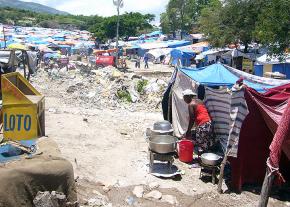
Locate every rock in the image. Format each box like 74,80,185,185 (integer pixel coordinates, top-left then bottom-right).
67,85,77,93
88,198,102,206
144,190,162,200
132,186,144,198
83,118,88,122
161,195,178,205
148,182,160,190
89,190,109,206
103,186,111,193
87,91,96,98
33,191,67,207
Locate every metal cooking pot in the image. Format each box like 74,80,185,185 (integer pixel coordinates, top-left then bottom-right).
153,121,173,131
148,135,177,154
200,153,222,166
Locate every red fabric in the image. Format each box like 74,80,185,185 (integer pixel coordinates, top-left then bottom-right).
195,104,211,126
229,85,290,192
269,100,290,168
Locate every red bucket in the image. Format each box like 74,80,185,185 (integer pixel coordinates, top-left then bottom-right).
178,140,194,163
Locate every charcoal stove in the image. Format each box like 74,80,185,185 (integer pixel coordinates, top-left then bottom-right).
148,148,175,173
199,162,220,184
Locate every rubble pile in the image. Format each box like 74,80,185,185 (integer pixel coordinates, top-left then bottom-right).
31,62,169,112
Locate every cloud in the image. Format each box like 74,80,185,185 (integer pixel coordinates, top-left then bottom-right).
22,0,169,23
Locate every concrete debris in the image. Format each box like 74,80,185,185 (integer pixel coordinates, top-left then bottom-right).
87,190,110,207
161,195,179,205
144,190,162,200
132,186,144,198
148,182,160,190
33,191,74,207
125,196,135,206
32,62,169,112
102,186,111,193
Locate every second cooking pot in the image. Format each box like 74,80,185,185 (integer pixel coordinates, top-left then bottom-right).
148,135,177,154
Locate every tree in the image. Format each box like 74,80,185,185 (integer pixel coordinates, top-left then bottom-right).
199,0,266,52
160,0,212,36
255,0,290,57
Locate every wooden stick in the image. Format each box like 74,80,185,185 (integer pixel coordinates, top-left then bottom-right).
217,152,228,193
258,161,275,207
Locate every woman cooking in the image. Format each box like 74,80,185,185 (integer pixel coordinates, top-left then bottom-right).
182,89,216,152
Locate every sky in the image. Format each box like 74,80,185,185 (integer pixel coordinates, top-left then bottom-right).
22,0,169,25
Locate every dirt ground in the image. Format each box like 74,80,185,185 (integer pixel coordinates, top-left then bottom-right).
30,61,290,207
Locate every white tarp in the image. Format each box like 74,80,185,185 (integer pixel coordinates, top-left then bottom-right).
256,54,290,65
147,48,172,59
139,42,168,50
172,71,198,137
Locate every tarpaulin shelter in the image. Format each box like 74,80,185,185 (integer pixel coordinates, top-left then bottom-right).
167,40,191,48
254,54,290,79
230,85,290,192
162,63,290,191
171,49,195,67
146,48,173,61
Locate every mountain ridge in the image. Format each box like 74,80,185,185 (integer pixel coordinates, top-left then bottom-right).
0,0,69,15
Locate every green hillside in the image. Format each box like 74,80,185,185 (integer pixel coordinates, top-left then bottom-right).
0,0,69,15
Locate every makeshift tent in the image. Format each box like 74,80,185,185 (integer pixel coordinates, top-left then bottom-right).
167,40,191,48
181,64,289,91
146,48,172,62
170,49,195,67
162,64,290,191
230,85,290,192
254,54,290,79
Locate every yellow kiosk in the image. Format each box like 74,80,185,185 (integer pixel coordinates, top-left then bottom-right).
1,72,45,141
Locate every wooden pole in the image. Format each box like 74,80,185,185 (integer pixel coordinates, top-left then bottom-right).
217,152,228,193
258,161,275,207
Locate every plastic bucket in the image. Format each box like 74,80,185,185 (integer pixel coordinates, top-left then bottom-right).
178,140,194,163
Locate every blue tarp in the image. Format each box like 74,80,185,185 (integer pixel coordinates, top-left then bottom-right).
181,64,277,92
171,49,195,67
167,40,191,48
0,140,36,163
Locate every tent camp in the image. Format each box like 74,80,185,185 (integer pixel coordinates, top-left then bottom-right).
162,63,290,191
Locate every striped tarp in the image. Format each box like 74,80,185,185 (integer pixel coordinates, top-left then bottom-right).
205,87,249,157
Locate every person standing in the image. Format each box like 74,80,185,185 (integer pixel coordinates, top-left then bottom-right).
135,56,141,68
144,54,149,69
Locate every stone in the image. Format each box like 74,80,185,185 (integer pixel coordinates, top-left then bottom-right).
33,191,67,207
132,186,144,198
144,190,162,200
103,186,111,193
88,198,102,206
161,195,178,205
148,182,160,190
